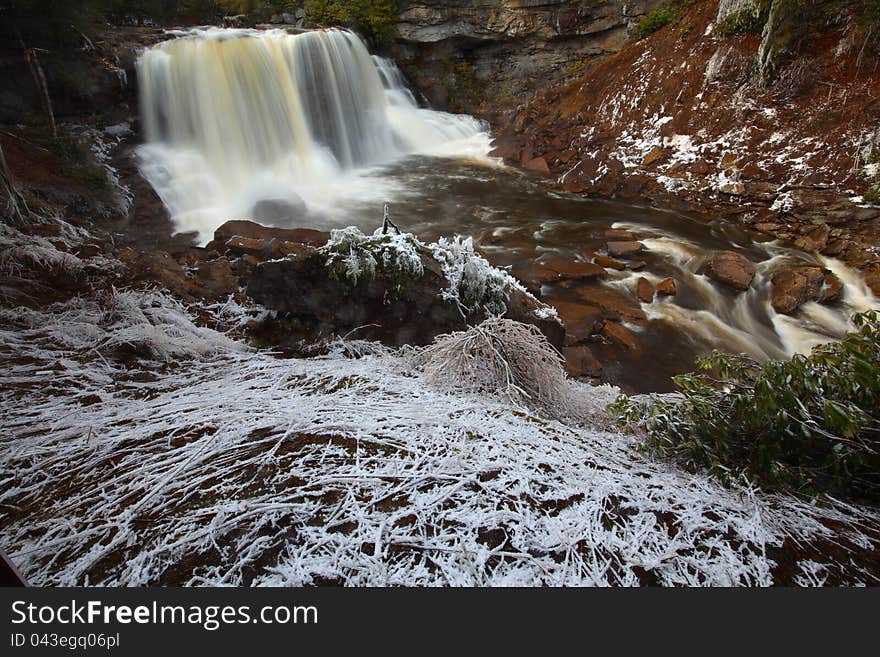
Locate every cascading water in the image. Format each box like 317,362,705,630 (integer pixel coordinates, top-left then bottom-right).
137,27,490,243
134,27,879,391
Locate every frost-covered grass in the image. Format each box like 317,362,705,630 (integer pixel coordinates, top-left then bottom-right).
2,291,880,586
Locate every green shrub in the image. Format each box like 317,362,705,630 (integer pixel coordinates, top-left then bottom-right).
608,311,880,502
863,185,880,204
633,3,683,41
304,0,397,46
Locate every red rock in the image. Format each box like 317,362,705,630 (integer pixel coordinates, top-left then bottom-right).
207,220,329,253
770,266,843,314
552,301,605,345
602,321,639,350
523,156,551,176
704,251,756,291
573,285,647,322
636,278,655,303
642,146,666,167
656,278,677,296
604,228,638,241
593,255,626,271
539,258,607,282
607,241,645,259
627,260,647,271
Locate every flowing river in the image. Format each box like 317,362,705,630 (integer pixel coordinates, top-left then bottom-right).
136,27,879,392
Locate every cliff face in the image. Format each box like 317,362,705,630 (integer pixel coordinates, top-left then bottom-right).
390,1,663,119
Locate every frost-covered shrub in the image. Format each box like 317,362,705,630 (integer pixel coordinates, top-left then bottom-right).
609,311,880,501
2,289,243,362
429,236,511,317
408,317,617,423
321,227,424,293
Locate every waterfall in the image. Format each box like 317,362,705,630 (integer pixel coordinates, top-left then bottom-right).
137,28,490,243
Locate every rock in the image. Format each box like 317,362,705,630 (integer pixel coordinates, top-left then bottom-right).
552,301,605,345
704,251,756,291
794,223,830,252
523,156,551,176
819,272,844,303
627,260,647,271
604,228,638,241
207,220,329,254
607,241,645,259
770,266,843,314
225,235,315,261
690,159,710,175
593,255,626,271
563,346,603,380
537,258,607,282
656,278,677,296
194,257,238,301
572,284,647,322
642,146,666,167
718,179,746,196
636,278,655,303
602,321,639,350
246,244,564,349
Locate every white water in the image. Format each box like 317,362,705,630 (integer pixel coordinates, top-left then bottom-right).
137,28,491,243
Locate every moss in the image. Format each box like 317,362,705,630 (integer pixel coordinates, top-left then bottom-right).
633,2,683,41
564,59,588,78
863,185,880,204
49,133,110,190
715,2,771,38
441,59,482,112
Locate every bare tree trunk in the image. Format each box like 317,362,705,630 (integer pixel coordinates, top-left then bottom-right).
0,142,30,227
24,47,56,137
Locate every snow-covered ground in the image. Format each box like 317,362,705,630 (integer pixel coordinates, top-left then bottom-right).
2,287,880,586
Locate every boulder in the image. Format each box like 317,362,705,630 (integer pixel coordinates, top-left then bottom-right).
636,278,655,304
523,156,551,176
704,251,756,291
206,220,329,254
551,301,605,345
246,241,564,350
604,229,638,242
656,278,677,296
770,266,843,314
607,241,645,259
593,255,626,271
573,284,647,322
194,257,238,301
601,321,639,350
537,258,607,282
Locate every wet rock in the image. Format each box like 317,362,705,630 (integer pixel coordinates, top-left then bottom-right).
794,223,830,252
572,284,647,322
607,241,645,259
604,228,638,241
537,258,607,282
770,266,843,314
207,220,329,254
523,156,551,176
704,251,756,291
656,278,677,296
563,346,603,380
602,321,638,351
246,246,564,349
551,301,605,345
593,255,626,271
627,260,647,271
636,278,655,304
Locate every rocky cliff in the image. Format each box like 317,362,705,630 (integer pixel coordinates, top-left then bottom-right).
390,1,663,118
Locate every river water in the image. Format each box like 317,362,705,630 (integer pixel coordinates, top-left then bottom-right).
136,27,879,392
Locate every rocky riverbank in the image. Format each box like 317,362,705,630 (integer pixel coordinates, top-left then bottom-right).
481,1,880,294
